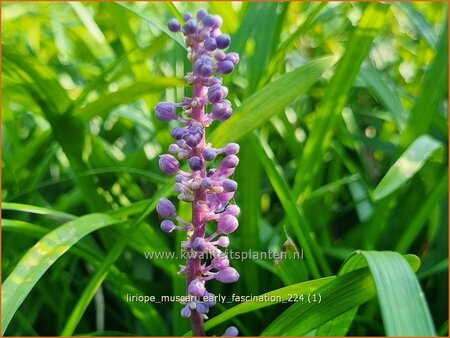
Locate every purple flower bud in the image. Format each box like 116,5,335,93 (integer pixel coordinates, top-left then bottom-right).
204,37,217,51
183,13,193,21
217,236,230,247
194,56,214,77
172,127,187,140
203,15,218,27
224,143,240,155
203,291,217,307
192,237,206,251
159,154,179,175
201,178,213,189
211,256,230,269
214,50,226,61
161,220,176,233
198,28,210,41
216,34,231,49
209,77,223,86
216,267,239,283
203,148,217,161
188,279,206,296
184,133,202,147
184,20,198,35
211,100,233,121
225,205,240,216
157,198,177,217
225,52,240,65
196,302,209,314
217,60,234,74
208,84,228,103
197,9,208,22
155,102,177,121
223,326,239,336
168,19,181,32
222,154,239,168
189,156,203,171
222,179,237,192
218,214,238,234
181,305,191,318
168,144,180,154
211,15,223,29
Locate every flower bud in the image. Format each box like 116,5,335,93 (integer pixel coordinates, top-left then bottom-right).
204,37,217,51
183,13,193,21
208,84,227,103
203,148,217,161
211,100,233,121
191,237,206,252
216,267,239,283
157,198,177,217
159,154,179,175
203,15,218,27
218,214,238,234
217,236,230,247
209,77,223,86
181,305,191,318
188,279,206,296
197,9,208,22
225,52,240,65
225,143,240,154
222,179,237,192
183,20,197,35
194,56,214,77
217,60,234,74
168,19,181,32
216,34,231,49
189,156,203,171
161,220,176,233
196,302,209,314
214,50,226,61
225,205,240,216
223,326,239,336
222,154,239,168
203,291,217,307
172,127,187,140
155,102,177,121
200,177,213,189
211,256,230,270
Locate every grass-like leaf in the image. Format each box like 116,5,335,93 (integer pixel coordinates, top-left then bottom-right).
2,214,122,334
373,135,442,200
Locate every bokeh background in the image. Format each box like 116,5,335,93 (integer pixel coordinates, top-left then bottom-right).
2,1,448,336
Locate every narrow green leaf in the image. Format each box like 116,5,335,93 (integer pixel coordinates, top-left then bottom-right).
210,56,336,147
373,135,442,200
2,214,121,334
2,202,76,221
293,3,389,200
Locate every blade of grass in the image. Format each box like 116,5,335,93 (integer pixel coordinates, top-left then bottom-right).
373,135,442,200
250,133,331,278
293,3,389,201
210,56,336,146
2,214,122,334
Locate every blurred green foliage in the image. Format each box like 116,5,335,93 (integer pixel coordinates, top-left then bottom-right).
2,2,448,336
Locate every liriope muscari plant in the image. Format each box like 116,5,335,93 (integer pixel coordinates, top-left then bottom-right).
155,9,240,337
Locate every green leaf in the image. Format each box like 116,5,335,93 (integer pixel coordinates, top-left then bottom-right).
2,202,76,221
262,251,432,336
2,214,122,334
293,3,389,200
373,135,442,200
210,56,336,146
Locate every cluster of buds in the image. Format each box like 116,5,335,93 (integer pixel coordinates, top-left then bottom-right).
155,9,240,337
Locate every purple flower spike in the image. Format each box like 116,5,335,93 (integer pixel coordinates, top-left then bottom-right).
161,220,176,233
156,10,239,335
157,198,177,217
216,34,231,49
223,326,239,336
159,154,179,175
216,267,240,283
168,19,181,32
155,102,177,122
218,214,238,234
